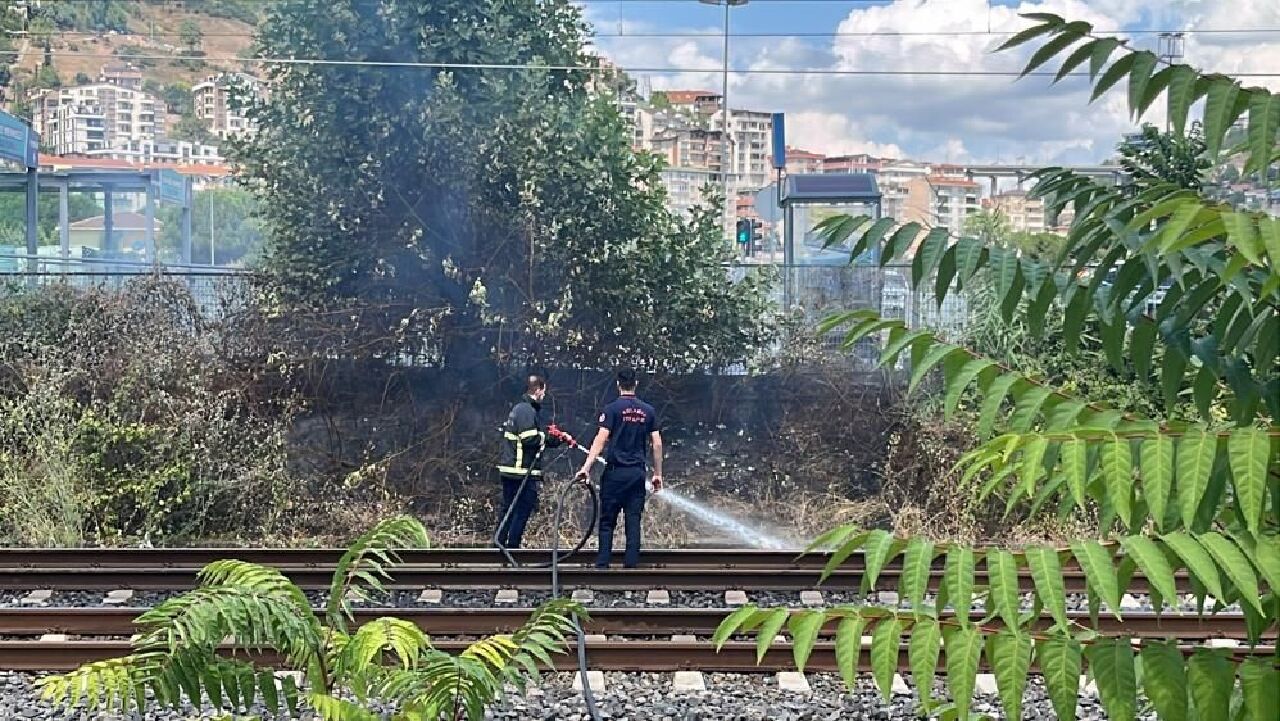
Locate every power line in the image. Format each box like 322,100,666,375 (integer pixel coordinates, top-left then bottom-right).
12,27,1280,39
7,49,1280,77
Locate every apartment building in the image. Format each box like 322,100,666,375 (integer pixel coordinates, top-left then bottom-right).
660,167,718,218
99,62,144,91
87,137,223,166
875,161,930,221
650,127,727,179
723,108,773,193
32,84,164,155
990,189,1047,233
905,174,981,230
822,153,883,174
782,146,825,175
192,73,264,138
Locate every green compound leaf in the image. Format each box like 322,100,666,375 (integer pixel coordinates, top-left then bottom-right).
1037,636,1082,721
1227,427,1272,536
834,614,867,690
942,624,982,717
986,630,1032,721
1025,546,1068,630
870,617,903,701
908,617,942,709
1141,641,1189,721
1188,650,1234,721
1072,540,1121,618
1084,637,1137,721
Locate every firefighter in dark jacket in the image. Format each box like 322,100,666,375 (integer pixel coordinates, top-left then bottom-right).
496,374,574,548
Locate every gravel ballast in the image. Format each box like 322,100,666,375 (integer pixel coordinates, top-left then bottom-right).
1,670,1137,721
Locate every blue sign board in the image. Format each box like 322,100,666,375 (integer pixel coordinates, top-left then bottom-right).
770,112,786,170
0,110,38,169
154,169,187,206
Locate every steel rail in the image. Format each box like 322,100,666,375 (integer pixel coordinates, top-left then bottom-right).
2,639,1273,673
0,607,1264,641
0,565,1183,593
0,548,813,568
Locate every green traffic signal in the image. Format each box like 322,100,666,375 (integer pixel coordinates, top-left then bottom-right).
735,218,751,244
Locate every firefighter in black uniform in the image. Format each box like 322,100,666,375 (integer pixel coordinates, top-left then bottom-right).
496,374,574,549
575,368,664,568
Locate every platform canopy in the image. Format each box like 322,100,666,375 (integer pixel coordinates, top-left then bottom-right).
781,173,881,206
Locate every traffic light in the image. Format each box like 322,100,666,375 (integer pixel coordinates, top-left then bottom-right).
735,218,751,245
751,219,763,248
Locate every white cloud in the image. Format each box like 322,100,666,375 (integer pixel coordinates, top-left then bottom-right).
785,111,905,157
588,0,1278,163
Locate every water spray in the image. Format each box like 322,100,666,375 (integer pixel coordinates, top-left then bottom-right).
569,446,792,550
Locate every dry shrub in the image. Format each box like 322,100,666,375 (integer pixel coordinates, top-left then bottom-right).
0,278,301,546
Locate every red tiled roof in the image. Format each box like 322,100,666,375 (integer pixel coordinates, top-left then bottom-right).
928,174,978,188
38,154,232,177
663,90,718,104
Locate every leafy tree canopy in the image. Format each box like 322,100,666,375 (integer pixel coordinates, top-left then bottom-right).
233,0,774,373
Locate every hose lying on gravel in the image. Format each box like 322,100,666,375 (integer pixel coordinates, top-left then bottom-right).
493,444,603,721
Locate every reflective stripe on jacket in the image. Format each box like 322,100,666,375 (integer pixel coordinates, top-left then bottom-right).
497,396,549,478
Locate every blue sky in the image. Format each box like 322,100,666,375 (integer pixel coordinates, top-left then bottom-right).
580,0,1280,164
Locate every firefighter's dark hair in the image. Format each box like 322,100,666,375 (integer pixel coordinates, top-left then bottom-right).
616,368,638,391
526,374,547,393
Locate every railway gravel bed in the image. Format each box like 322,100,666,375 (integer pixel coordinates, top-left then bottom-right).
0,670,1135,720
0,587,1228,614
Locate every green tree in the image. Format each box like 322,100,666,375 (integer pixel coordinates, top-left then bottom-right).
179,19,203,54
233,0,773,375
0,192,100,248
158,187,264,265
168,112,212,143
38,516,584,720
1118,122,1211,191
720,15,1280,721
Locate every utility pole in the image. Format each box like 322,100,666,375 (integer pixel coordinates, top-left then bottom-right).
1158,33,1185,132
698,0,748,242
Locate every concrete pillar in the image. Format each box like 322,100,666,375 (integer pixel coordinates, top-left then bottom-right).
25,167,38,274
58,182,69,260
102,188,114,258
144,182,156,263
180,178,192,264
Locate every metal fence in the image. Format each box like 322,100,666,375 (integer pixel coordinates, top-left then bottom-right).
0,258,967,369
0,255,250,317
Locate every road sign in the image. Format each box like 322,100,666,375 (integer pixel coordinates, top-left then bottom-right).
154,169,187,206
771,112,785,170
0,110,38,169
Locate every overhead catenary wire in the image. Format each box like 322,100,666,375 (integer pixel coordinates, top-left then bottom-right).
5,50,1280,77
10,27,1280,39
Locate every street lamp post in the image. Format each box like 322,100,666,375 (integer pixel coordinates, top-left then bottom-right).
699,0,747,241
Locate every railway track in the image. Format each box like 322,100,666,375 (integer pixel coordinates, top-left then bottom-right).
0,606,1265,640
1,547,1255,674
0,547,1187,593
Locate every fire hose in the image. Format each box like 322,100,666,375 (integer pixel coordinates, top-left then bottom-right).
492,425,606,721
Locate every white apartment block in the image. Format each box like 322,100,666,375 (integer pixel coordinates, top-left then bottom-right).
84,137,223,166
920,175,982,230
876,161,930,221
719,108,773,194
193,73,263,139
660,167,717,218
33,84,163,155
